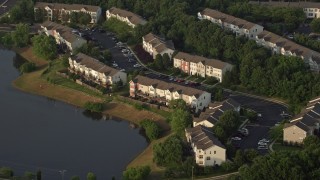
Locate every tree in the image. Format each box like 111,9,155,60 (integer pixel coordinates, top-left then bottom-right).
9,0,34,23
87,172,96,180
234,150,246,167
20,62,36,73
78,12,92,25
32,35,57,60
213,125,227,142
70,12,78,23
103,49,113,62
244,149,259,163
24,171,35,180
303,135,320,148
139,119,161,141
34,8,45,22
169,99,188,111
218,110,240,135
153,135,183,167
0,167,13,178
84,102,104,112
36,170,41,180
162,53,171,69
123,166,151,180
170,108,192,135
11,23,29,47
71,176,80,180
310,18,320,33
154,54,164,70
61,11,70,23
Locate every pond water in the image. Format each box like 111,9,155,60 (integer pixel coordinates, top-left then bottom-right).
0,49,148,179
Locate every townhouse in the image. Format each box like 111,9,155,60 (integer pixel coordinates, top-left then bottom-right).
34,2,102,23
185,125,226,166
106,7,147,28
40,21,86,54
69,53,127,86
142,33,175,59
256,30,320,72
129,75,211,112
249,1,320,19
197,8,264,39
173,52,233,82
193,98,240,128
283,99,320,144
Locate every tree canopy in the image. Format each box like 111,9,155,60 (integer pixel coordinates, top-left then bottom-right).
123,166,151,180
11,23,30,47
139,119,161,141
32,35,57,60
170,108,192,136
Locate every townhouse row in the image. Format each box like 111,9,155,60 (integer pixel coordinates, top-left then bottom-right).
69,53,127,86
106,7,147,28
249,1,320,19
129,75,211,113
40,21,86,54
283,97,320,144
173,52,233,82
198,8,320,72
34,2,102,23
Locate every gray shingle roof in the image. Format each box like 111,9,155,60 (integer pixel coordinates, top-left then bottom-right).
72,53,121,76
35,2,100,12
133,75,207,98
108,7,147,26
186,125,225,150
249,1,320,9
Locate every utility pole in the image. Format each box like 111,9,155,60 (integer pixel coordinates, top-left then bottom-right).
59,170,67,180
191,166,194,180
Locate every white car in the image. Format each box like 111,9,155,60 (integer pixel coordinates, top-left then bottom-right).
120,69,125,72
112,63,118,67
231,137,242,141
260,138,270,143
133,64,141,68
257,113,262,117
121,49,129,53
258,142,267,146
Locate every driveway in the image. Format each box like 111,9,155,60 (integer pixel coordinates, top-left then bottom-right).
227,93,288,153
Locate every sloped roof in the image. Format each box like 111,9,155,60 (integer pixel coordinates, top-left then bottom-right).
174,52,232,70
143,32,175,53
71,53,122,76
185,125,225,150
200,8,258,29
41,21,85,43
108,7,147,26
133,75,208,98
34,2,100,12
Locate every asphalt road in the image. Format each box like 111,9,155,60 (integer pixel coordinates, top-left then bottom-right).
0,0,18,17
90,31,137,72
226,93,288,153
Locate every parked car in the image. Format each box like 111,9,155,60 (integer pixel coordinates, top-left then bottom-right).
231,137,242,141
259,138,270,143
177,79,185,83
184,81,189,85
257,145,268,150
258,141,267,146
169,77,174,81
133,64,141,68
120,69,125,72
112,63,118,67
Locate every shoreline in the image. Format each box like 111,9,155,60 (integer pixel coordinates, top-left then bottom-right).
9,46,168,175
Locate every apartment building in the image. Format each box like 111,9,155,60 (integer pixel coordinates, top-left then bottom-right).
283,99,320,144
197,8,264,39
193,98,240,128
185,125,226,166
129,75,211,112
142,33,175,59
34,2,102,23
173,52,233,82
40,21,86,54
249,1,320,18
106,7,147,28
256,30,320,72
69,53,127,86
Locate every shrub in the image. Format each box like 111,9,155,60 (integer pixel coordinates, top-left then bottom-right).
0,167,14,178
20,62,36,73
140,119,161,141
84,102,103,112
123,166,151,180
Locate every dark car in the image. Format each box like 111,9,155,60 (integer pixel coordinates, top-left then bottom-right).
98,29,106,33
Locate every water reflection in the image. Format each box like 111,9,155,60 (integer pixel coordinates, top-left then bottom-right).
12,53,27,70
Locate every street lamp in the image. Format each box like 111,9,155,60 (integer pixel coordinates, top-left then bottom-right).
59,170,67,180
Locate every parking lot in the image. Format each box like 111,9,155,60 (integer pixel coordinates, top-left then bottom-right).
227,93,288,153
89,30,139,72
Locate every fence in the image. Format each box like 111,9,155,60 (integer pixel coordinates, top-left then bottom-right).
116,95,171,112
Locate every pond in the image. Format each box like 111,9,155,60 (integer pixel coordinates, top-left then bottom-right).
0,49,148,179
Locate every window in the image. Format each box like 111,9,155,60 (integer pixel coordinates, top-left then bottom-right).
214,151,216,154
206,157,210,160
199,161,203,164
199,155,203,159
210,151,211,154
